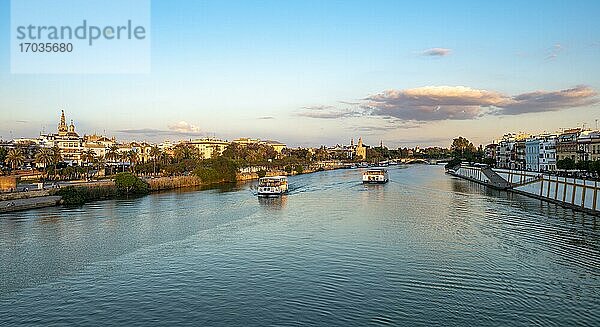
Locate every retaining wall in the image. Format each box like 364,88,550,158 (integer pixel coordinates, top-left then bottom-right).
451,165,600,214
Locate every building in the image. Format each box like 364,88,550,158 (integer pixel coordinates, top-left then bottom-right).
232,137,287,156
525,138,539,171
514,138,527,170
355,137,367,161
484,143,498,160
496,133,529,169
39,110,83,165
327,144,355,160
83,134,116,159
496,135,515,169
525,134,557,172
262,140,286,154
130,142,154,163
187,138,230,159
556,129,581,162
232,138,261,145
578,130,600,162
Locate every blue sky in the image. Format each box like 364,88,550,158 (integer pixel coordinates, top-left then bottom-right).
1,0,599,147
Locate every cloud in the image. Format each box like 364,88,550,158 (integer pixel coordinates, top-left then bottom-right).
168,121,200,133
303,85,599,122
422,48,452,57
297,111,356,119
497,85,599,115
545,44,563,60
117,126,204,138
364,86,506,121
338,101,360,105
257,116,275,120
353,122,422,133
117,128,177,137
301,105,335,111
297,105,363,119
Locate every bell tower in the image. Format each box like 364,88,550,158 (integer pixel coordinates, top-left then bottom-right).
58,110,68,136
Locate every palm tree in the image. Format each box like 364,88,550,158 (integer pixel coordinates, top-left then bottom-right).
174,143,194,162
105,145,120,175
97,155,107,177
127,150,139,174
35,148,53,168
81,149,96,179
149,146,161,176
51,145,62,164
159,152,171,166
35,148,54,181
5,148,25,171
120,151,129,172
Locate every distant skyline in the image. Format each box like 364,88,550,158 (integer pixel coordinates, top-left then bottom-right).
1,0,599,147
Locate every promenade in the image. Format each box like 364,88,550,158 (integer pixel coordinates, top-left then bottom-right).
0,196,62,214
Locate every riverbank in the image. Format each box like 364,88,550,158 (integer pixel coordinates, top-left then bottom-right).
0,165,344,214
0,196,62,214
448,164,600,216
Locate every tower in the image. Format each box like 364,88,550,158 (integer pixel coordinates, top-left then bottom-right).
58,110,68,135
356,137,367,160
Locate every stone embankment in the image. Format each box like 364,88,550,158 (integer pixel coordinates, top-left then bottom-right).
0,196,62,214
448,164,600,215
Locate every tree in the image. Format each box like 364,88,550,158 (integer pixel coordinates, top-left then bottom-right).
126,150,139,173
591,160,600,175
0,147,7,166
81,149,97,179
149,146,161,175
51,145,62,164
576,160,590,171
557,158,576,170
5,148,25,170
314,147,329,161
35,148,54,180
173,143,195,161
193,157,238,184
120,151,129,172
159,152,171,166
294,165,304,174
367,148,383,163
450,137,476,159
114,172,149,195
35,148,53,168
105,145,120,175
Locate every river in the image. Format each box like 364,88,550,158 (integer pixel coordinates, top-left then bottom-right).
1,165,599,326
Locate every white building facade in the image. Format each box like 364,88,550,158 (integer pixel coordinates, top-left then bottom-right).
525,134,557,172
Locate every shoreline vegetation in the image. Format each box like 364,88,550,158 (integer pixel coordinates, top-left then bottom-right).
0,138,453,213
57,162,332,207
5,140,438,212
0,161,338,212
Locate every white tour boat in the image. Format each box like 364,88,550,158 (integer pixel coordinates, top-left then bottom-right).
362,168,389,184
258,176,289,197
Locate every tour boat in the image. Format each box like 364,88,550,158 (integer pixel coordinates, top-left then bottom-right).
362,168,389,184
258,176,289,197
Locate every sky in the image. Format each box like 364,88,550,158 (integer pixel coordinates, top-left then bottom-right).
1,0,599,148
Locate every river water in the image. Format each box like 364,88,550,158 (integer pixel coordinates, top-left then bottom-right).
1,165,599,326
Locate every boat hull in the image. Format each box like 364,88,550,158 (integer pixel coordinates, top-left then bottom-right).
363,179,389,184
257,191,287,197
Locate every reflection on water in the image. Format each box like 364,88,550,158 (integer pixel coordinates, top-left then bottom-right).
0,165,599,326
258,195,288,209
